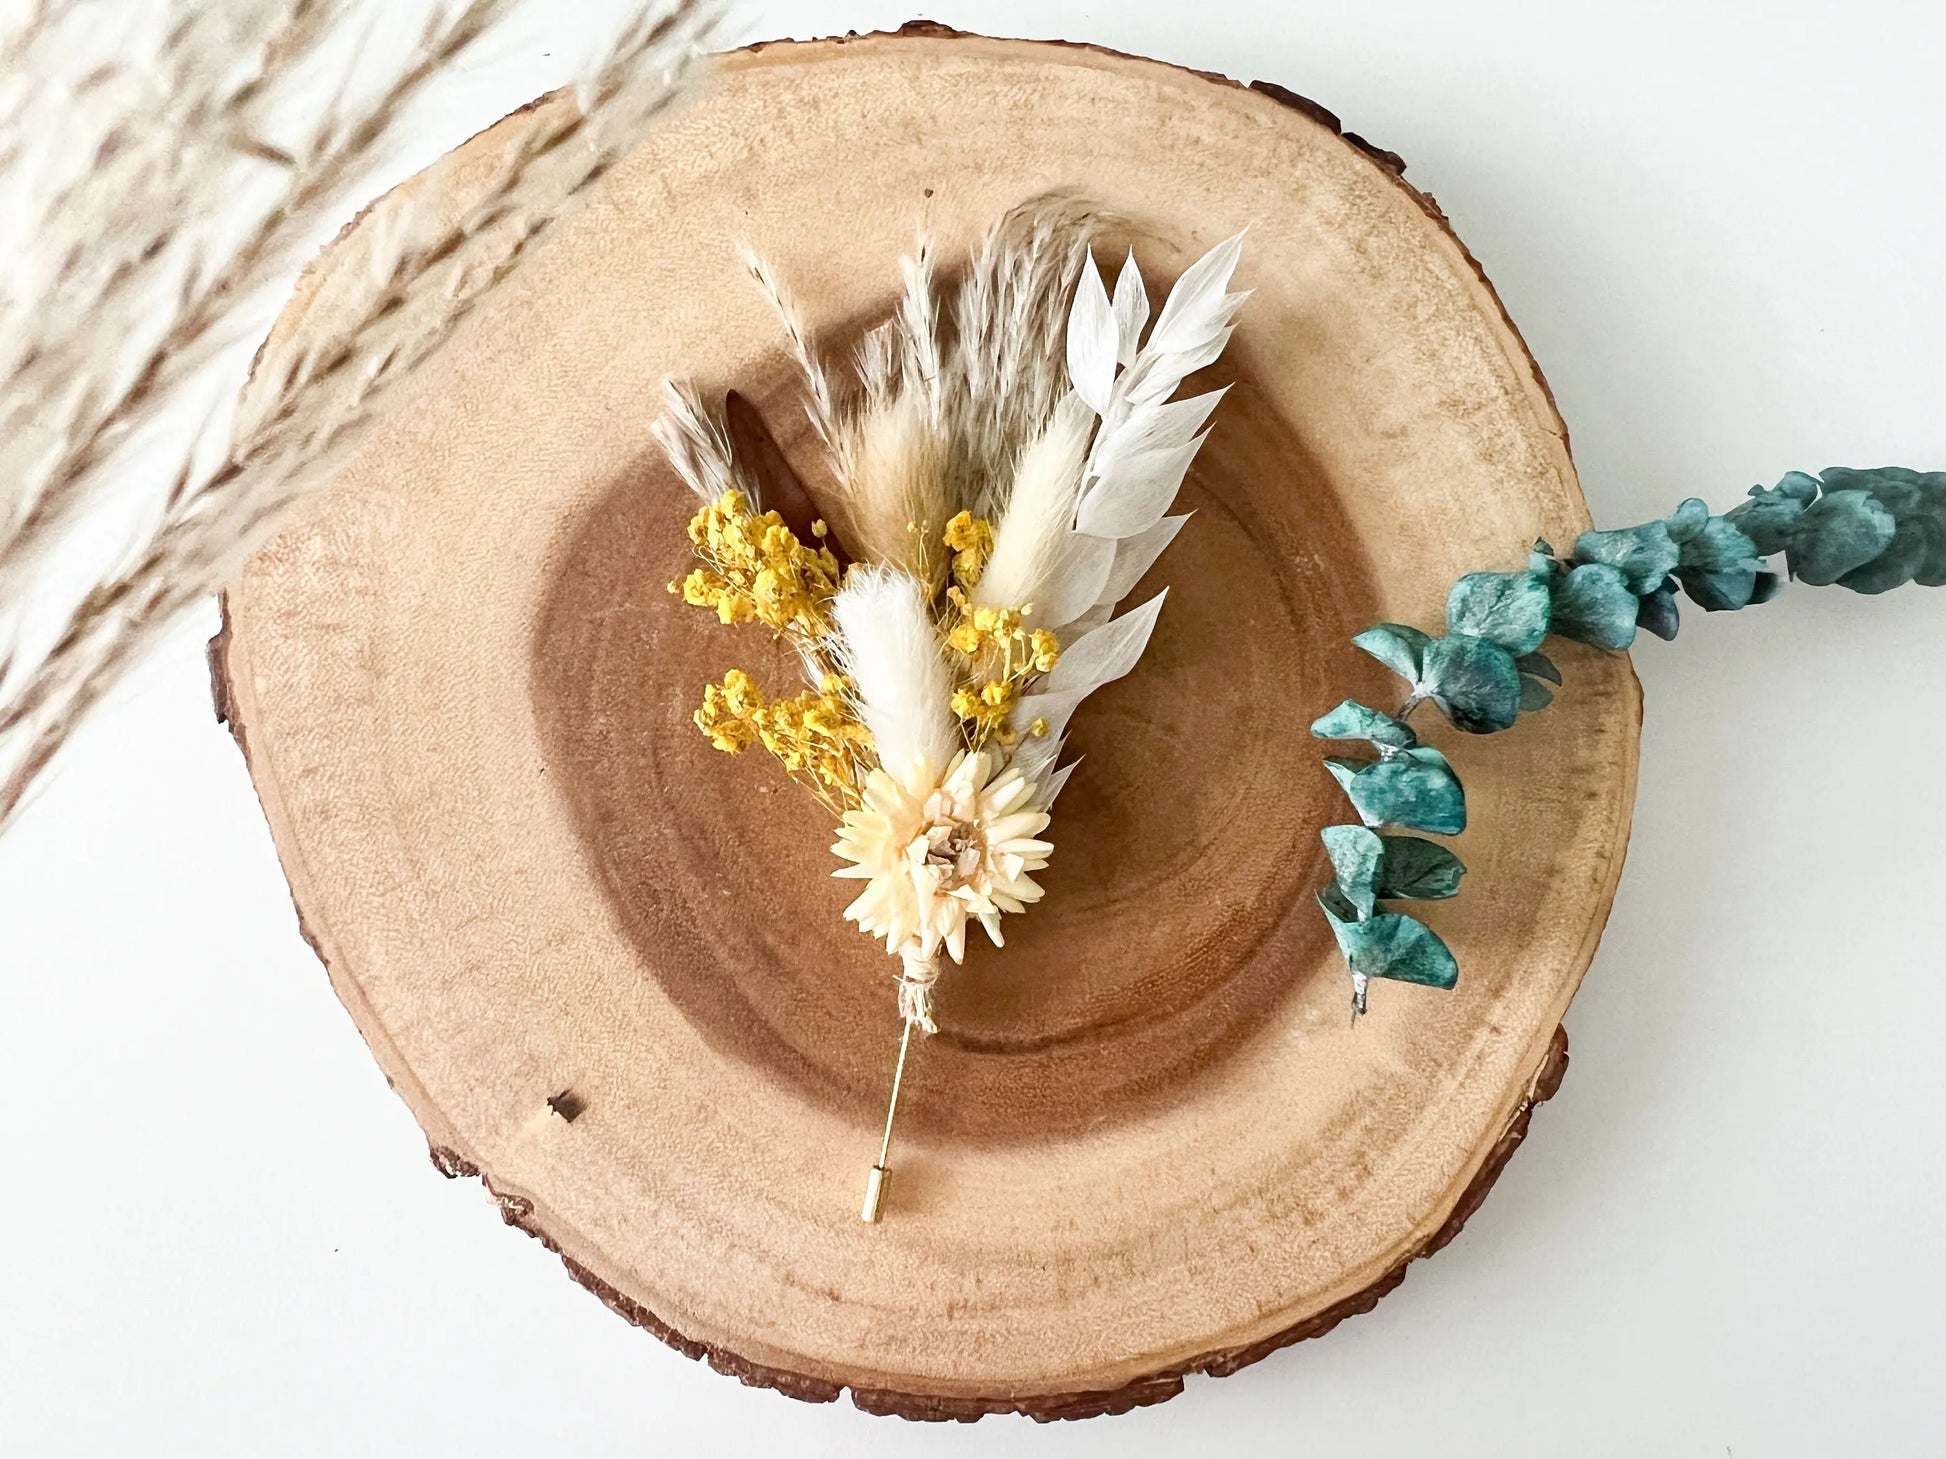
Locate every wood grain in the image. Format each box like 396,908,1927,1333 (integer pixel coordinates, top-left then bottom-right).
217,25,1640,1419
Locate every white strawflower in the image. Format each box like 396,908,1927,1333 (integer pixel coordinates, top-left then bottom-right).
832,749,1054,974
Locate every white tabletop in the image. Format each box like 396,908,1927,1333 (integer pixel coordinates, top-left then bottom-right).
3,2,1942,1454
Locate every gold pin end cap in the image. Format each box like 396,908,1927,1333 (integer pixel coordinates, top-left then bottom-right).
861,1164,889,1223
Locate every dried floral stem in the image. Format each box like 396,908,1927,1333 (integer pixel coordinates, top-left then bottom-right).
0,0,723,826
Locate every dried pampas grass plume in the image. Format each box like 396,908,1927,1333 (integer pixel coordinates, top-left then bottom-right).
0,0,723,826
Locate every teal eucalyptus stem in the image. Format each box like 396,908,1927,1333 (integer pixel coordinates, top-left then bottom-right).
1315,466,1944,1021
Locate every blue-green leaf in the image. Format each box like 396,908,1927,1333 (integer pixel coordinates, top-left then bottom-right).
1787,489,1897,586
1444,571,1552,655
1323,756,1363,800
1676,564,1759,612
1636,582,1681,640
1836,516,1929,594
1420,633,1522,734
1377,836,1466,900
1352,624,1430,685
1317,880,1361,924
1310,699,1417,751
1514,651,1561,684
1550,562,1639,650
1821,466,1925,517
1664,497,1711,544
1529,541,1566,583
1914,515,1946,588
1322,908,1460,989
1321,824,1384,919
1727,478,1813,556
1572,522,1681,595
1518,674,1555,711
1330,751,1467,834
1678,515,1763,575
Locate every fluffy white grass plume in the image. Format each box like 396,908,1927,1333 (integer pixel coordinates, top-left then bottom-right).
828,565,958,788
0,0,723,826
971,394,1103,627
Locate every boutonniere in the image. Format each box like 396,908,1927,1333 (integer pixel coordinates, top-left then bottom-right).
655,198,1248,1218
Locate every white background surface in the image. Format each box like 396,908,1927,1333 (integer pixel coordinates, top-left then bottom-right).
4,2,1944,1455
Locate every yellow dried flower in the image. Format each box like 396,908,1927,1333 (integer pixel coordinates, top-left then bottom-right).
693,667,874,813
946,600,1063,748
671,490,841,641
942,510,994,590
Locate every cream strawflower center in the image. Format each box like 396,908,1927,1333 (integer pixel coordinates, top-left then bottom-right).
914,815,987,891
831,749,1054,995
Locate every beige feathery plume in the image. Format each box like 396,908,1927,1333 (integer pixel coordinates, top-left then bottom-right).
0,0,722,826
739,200,1099,593
651,380,762,507
741,245,843,464
840,392,953,590
947,195,1104,511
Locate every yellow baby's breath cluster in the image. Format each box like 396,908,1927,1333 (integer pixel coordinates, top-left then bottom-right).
694,668,874,814
676,502,1065,804
942,510,994,591
670,489,840,639
945,596,1059,748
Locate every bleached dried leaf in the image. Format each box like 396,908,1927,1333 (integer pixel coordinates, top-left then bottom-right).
1076,433,1205,540
1064,253,1117,415
1095,511,1190,609
1147,230,1247,353
1041,590,1168,699
1110,249,1148,368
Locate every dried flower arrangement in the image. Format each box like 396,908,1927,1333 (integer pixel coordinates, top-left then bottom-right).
0,0,719,827
655,200,1248,1218
1316,468,1946,1016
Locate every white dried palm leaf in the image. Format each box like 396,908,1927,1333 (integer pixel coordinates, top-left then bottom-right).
977,237,1243,639
1072,236,1246,546
1011,589,1170,745
0,0,723,826
980,233,1246,760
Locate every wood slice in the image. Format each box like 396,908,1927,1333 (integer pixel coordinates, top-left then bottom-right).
216,26,1640,1420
